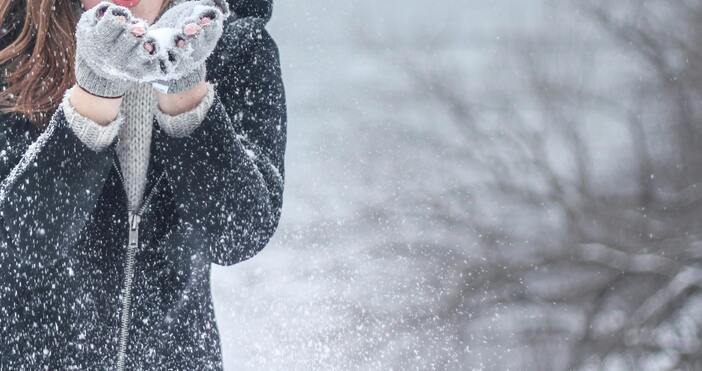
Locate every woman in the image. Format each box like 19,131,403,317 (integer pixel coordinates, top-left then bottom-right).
0,0,285,369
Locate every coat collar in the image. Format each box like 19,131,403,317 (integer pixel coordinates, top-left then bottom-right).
168,0,273,23
228,0,272,22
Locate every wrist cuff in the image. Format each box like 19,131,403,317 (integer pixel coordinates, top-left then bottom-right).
74,56,130,98
63,87,124,152
164,64,207,95
154,81,215,138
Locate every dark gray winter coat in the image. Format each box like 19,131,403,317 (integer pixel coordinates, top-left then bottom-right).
0,0,285,368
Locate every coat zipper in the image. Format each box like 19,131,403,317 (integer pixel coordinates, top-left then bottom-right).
112,154,165,371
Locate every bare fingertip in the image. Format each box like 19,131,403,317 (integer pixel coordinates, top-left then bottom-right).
175,36,187,48
184,23,202,36
131,25,145,37
143,41,155,54
96,4,109,19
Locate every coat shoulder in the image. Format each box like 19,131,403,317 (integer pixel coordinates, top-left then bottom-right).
209,16,273,73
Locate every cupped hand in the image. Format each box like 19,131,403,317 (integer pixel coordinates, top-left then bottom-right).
143,0,232,91
75,1,162,84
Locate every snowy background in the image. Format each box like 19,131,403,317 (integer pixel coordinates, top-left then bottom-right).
212,1,702,370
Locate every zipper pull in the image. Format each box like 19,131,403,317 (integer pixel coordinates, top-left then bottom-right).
128,211,141,248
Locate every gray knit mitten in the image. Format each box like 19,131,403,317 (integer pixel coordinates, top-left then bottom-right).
147,0,232,94
74,1,160,98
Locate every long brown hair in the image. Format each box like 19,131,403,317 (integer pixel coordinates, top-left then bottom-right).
0,0,173,129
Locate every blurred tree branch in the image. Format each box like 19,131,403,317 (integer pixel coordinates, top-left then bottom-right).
350,0,702,369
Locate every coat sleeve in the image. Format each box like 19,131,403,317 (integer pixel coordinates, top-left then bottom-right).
0,97,119,262
154,82,215,138
153,16,287,266
0,95,120,364
63,87,124,152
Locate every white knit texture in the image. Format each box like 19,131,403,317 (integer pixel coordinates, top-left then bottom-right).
154,81,216,138
63,87,123,152
115,83,157,211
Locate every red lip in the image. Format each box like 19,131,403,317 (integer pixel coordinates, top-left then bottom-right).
112,0,140,7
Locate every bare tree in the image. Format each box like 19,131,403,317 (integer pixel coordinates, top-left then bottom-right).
348,0,702,369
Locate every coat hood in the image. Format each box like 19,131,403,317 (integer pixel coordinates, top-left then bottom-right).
228,0,272,22
170,0,273,22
